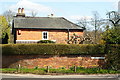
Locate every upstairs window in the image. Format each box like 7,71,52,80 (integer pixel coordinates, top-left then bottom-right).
42,31,48,40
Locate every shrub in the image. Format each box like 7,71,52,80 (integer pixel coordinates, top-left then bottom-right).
2,44,105,55
105,44,120,70
37,40,55,43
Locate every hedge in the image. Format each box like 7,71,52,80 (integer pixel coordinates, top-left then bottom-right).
2,44,106,55
37,40,55,43
105,44,120,70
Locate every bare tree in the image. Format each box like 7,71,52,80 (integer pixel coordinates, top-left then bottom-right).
106,11,120,28
90,11,103,44
31,10,37,17
3,10,15,26
77,17,88,30
77,11,104,44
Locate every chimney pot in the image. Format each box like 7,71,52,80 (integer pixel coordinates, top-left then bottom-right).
16,8,25,17
18,8,21,13
21,8,24,13
51,14,54,16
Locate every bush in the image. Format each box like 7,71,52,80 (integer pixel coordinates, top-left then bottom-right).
2,44,105,55
105,44,120,70
37,40,55,43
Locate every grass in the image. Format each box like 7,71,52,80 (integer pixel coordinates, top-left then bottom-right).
0,67,120,75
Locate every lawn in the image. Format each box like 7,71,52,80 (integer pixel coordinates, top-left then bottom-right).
0,67,120,75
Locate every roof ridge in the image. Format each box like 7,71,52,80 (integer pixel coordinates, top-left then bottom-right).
24,16,64,18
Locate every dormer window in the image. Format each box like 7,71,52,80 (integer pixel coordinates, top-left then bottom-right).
42,31,48,40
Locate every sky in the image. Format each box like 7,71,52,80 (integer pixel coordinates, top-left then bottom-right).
0,0,119,23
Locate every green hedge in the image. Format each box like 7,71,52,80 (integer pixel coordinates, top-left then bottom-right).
2,44,106,55
105,44,120,70
37,40,55,43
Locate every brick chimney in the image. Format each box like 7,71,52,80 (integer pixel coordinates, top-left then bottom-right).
16,8,25,17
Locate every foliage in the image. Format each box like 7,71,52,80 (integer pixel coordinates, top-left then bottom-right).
102,25,120,70
37,40,55,43
67,33,93,44
2,44,105,55
1,68,46,74
3,10,15,44
0,16,10,44
102,26,120,44
34,66,38,69
105,44,120,70
49,68,74,73
1,67,120,74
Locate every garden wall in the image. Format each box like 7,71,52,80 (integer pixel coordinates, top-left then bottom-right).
2,55,105,69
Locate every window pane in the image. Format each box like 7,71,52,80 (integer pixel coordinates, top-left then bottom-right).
43,33,45,35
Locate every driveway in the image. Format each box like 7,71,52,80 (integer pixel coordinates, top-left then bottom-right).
1,73,120,80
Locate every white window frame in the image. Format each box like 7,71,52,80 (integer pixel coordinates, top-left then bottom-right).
42,31,48,40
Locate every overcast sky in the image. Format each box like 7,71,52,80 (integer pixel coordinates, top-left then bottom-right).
0,0,119,22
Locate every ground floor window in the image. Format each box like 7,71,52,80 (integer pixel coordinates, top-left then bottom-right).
42,31,48,40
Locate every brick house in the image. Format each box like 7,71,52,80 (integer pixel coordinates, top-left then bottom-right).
12,8,84,44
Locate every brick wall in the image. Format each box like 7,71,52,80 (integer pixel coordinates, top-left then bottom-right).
2,55,105,69
16,29,83,44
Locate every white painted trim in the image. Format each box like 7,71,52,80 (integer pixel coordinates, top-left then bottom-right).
16,40,39,42
51,40,56,42
91,57,105,59
42,31,49,40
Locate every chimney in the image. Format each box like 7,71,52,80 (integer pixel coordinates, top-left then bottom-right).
18,8,21,13
51,14,54,16
21,8,24,13
16,8,25,17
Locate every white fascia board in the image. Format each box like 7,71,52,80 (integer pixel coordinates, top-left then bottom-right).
91,57,105,59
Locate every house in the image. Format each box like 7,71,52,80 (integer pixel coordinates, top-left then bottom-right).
12,8,84,44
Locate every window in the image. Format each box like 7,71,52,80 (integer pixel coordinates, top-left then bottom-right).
18,30,21,35
42,31,48,40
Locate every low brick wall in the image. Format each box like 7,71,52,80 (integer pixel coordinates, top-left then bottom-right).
2,55,105,69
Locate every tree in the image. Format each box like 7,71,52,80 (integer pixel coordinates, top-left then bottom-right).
103,11,120,44
106,11,120,27
3,10,15,43
77,12,104,44
90,11,103,44
3,10,15,25
102,26,120,44
0,16,10,44
31,10,37,17
103,11,120,70
77,16,88,30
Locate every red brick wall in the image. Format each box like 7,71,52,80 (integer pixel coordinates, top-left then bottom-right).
2,55,105,69
16,29,83,44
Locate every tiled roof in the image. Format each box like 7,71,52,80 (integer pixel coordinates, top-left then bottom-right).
13,17,83,30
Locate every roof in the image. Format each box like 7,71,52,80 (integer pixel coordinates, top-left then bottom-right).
13,17,83,30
